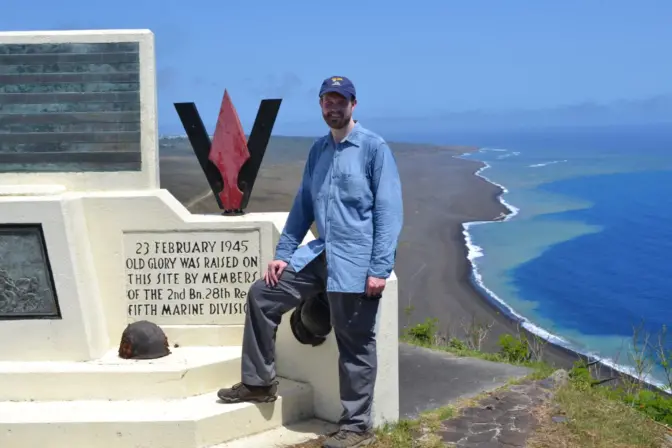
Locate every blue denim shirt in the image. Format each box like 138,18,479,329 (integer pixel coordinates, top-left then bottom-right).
274,122,404,293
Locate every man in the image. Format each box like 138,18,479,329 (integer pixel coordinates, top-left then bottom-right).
217,76,403,448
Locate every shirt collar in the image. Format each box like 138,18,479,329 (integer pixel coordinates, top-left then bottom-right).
323,122,362,150
343,121,362,147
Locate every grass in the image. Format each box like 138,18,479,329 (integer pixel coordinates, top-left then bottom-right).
400,332,556,381
528,385,671,448
404,316,672,447
360,371,670,448
287,405,456,448
373,405,454,448
286,326,551,447
158,137,672,446
285,316,672,448
407,315,672,447
400,315,556,381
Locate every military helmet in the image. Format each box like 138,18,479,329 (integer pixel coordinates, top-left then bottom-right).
290,293,332,346
118,320,171,360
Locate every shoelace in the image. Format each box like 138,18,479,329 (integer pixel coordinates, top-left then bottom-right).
333,430,353,440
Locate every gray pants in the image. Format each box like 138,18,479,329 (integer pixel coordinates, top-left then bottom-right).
240,254,380,432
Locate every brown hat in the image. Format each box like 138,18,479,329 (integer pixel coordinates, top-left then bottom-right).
118,320,171,360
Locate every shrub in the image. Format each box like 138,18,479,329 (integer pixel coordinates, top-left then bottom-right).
498,333,531,363
568,360,599,391
627,389,672,426
569,359,672,426
448,337,468,351
405,318,438,344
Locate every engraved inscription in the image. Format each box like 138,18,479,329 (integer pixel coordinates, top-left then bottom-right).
0,41,141,173
124,230,261,325
0,225,60,319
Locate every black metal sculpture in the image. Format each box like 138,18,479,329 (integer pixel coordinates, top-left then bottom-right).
174,90,281,214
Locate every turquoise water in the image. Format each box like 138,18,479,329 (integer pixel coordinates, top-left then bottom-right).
452,124,672,387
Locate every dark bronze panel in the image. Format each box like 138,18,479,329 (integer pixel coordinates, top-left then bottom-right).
0,111,140,125
0,41,142,172
1,122,140,134
0,42,139,54
0,92,139,104
0,151,141,164
0,62,140,75
0,225,60,320
0,52,139,65
0,142,141,153
1,131,140,144
0,102,140,113
0,72,140,83
0,82,139,93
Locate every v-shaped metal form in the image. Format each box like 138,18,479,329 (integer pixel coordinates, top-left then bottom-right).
174,90,281,214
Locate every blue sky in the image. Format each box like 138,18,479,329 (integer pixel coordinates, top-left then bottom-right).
2,0,670,137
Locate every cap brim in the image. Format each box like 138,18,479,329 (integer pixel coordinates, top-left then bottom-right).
319,88,354,99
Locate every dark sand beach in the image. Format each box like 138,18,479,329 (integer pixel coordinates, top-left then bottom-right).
160,137,582,371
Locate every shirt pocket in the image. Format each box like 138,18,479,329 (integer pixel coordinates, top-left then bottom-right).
335,172,370,205
334,154,370,201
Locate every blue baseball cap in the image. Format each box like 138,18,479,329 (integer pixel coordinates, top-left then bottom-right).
319,76,356,100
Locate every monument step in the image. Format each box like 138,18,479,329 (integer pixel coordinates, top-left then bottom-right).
0,346,242,401
211,418,337,448
162,324,245,347
0,378,313,448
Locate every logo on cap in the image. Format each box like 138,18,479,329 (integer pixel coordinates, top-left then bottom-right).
331,77,343,86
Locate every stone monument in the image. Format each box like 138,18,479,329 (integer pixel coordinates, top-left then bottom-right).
0,29,399,448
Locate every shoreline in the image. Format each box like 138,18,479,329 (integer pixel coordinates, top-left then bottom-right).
158,137,648,387
454,154,581,369
458,150,665,388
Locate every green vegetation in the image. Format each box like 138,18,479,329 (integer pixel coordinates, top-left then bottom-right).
289,403,457,448
400,310,554,380
373,405,455,448
158,137,671,446
399,312,672,447
569,359,672,426
563,321,672,429
289,313,671,447
529,355,671,447
528,380,670,448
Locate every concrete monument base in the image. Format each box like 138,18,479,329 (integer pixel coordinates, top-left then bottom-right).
0,28,399,448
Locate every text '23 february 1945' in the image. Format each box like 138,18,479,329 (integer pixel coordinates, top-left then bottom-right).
123,231,261,325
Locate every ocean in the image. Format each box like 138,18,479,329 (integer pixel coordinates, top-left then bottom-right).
224,121,672,386
444,123,672,387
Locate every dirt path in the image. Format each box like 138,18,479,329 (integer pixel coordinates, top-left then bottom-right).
439,374,565,447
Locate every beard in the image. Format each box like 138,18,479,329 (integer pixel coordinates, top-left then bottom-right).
322,110,351,130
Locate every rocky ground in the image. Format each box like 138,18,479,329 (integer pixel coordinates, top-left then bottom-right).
286,370,571,448
438,371,568,447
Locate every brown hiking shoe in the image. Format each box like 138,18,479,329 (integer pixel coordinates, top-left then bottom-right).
217,381,278,403
322,429,375,448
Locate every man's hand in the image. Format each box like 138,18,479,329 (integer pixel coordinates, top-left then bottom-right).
265,260,288,287
365,276,386,297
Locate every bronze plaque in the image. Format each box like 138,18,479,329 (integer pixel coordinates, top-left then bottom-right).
0,42,141,172
0,225,60,319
